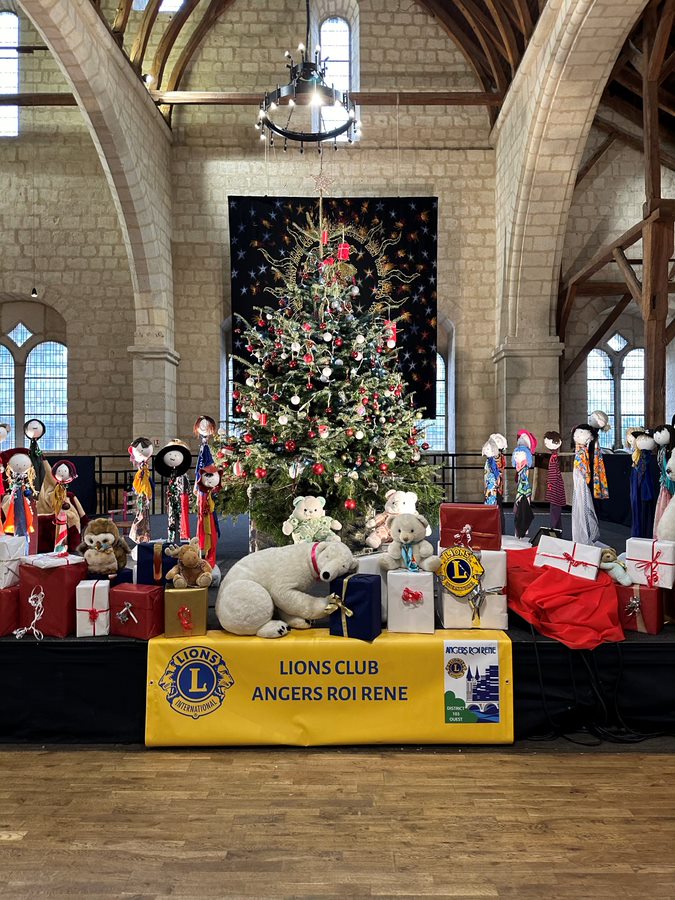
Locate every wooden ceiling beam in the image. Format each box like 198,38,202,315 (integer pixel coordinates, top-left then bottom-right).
164,0,235,97
594,114,675,172
150,89,504,107
660,49,675,83
647,0,675,81
612,247,643,304
511,0,533,38
111,0,133,45
613,66,675,118
484,0,521,72
643,3,662,202
149,0,202,89
129,0,163,73
575,132,616,185
563,293,633,381
451,1,510,91
601,94,675,147
0,93,78,106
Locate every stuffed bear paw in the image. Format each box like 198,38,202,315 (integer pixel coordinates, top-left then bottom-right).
256,620,290,639
172,575,188,589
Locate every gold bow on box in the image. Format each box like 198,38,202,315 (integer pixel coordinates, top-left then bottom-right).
324,575,354,637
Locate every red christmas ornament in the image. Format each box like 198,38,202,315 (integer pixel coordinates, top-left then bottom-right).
254,467,268,479
271,435,279,444
232,390,240,400
303,353,314,364
285,439,297,452
302,323,312,332
257,319,265,327
246,345,253,352
312,463,325,475
337,241,351,261
326,407,333,414
308,430,317,439
376,346,384,354
368,456,376,464
345,428,355,437
334,338,343,348
272,393,280,401
379,463,389,472
407,437,417,446
235,405,242,414
373,393,380,399
344,498,357,511
421,442,430,450
289,360,298,369
243,433,253,444
359,387,367,394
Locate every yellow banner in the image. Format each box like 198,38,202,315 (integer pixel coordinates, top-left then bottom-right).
146,629,513,747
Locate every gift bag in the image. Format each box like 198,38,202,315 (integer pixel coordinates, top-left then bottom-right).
164,587,208,638
328,574,382,642
625,538,675,589
136,541,175,586
18,561,88,638
0,535,27,589
439,503,501,551
386,570,435,634
75,580,111,637
0,585,19,637
617,584,664,635
109,584,164,640
534,536,601,581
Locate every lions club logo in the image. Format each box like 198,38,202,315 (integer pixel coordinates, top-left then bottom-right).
438,547,484,598
159,647,234,719
446,657,467,679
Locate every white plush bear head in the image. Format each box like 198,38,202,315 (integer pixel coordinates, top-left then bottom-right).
384,490,418,516
314,541,356,581
293,495,327,521
389,512,430,546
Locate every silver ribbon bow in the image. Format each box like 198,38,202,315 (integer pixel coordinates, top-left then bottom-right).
14,586,45,641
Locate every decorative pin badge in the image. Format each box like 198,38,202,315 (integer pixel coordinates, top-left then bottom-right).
438,547,484,598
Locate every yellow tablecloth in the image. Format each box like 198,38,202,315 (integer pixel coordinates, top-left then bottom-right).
146,629,513,746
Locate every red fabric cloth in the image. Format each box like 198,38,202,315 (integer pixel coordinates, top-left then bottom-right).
506,548,624,650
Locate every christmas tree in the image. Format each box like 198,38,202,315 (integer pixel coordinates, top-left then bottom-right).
214,220,443,549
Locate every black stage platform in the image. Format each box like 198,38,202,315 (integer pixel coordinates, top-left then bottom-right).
2,617,674,744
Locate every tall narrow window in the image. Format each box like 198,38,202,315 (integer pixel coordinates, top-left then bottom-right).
25,341,68,451
420,353,447,451
319,17,351,139
0,345,15,438
0,12,19,138
620,348,645,438
587,349,614,449
586,333,644,449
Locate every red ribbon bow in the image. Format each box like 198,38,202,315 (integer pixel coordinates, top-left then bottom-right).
562,552,592,569
402,587,424,606
178,605,193,632
88,608,101,623
635,551,662,588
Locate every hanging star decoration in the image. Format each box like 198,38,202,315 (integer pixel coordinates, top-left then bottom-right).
312,171,335,196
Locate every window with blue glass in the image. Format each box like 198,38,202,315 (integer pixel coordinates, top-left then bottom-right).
420,353,447,451
586,332,644,449
25,342,68,452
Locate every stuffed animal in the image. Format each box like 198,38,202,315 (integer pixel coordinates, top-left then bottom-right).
165,538,213,589
380,513,441,573
215,540,356,638
599,548,632,586
77,518,131,577
282,495,342,543
365,489,428,550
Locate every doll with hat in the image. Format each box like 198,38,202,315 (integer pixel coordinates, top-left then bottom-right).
543,431,566,531
51,459,77,555
0,422,10,507
511,430,537,538
196,464,221,569
128,436,154,544
652,422,675,534
154,440,193,544
2,448,36,546
571,424,602,545
24,418,46,494
194,416,216,492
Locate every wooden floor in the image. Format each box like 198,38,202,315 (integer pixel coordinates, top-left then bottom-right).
0,747,674,899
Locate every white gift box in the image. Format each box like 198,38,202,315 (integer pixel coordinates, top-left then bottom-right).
355,552,388,623
0,535,27,589
625,538,675,589
386,570,435,634
533,536,600,581
75,580,110,637
23,553,86,570
439,546,506,594
438,591,508,630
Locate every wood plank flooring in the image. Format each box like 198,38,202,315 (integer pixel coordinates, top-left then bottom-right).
0,747,673,898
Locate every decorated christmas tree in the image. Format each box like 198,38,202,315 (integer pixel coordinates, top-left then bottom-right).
214,218,443,548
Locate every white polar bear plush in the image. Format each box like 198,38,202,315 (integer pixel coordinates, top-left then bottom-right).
365,489,431,550
216,541,356,638
282,495,343,543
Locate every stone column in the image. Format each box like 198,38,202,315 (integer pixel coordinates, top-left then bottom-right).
127,343,180,443
493,337,564,441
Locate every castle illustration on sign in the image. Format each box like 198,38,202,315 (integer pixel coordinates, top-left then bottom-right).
465,664,500,704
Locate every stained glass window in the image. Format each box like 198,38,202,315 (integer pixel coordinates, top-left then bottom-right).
0,12,18,138
319,17,352,140
607,332,628,352
420,353,447,451
7,322,32,347
0,345,15,442
132,1,183,11
25,341,67,451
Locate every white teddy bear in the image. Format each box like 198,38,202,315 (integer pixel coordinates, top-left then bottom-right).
365,489,431,550
216,541,356,638
379,512,441,573
282,495,343,543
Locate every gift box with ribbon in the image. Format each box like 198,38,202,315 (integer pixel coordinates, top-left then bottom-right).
75,579,111,638
437,547,507,629
108,567,134,588
354,553,388,623
328,574,382,642
109,583,164,640
386,570,435,634
23,553,87,570
18,560,88,638
533,536,600,581
625,538,675,590
0,585,19,636
0,535,27,589
616,584,663,634
439,503,501,551
164,587,208,639
135,541,175,586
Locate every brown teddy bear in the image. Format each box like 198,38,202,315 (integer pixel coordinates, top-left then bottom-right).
165,538,213,588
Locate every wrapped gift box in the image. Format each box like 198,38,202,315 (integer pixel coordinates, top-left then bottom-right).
437,591,508,630
386,570,435,634
75,580,111,637
354,553,388,623
328,574,381,642
439,503,501,551
439,546,506,595
0,535,27,589
109,584,164,640
534,536,600,581
108,567,134,588
23,553,87,570
617,584,663,635
0,585,19,636
136,541,175,586
18,561,88,638
625,538,675,590
164,587,208,638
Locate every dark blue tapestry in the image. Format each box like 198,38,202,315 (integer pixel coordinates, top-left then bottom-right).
228,196,438,415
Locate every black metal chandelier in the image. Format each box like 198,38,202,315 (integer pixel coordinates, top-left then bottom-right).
256,1,359,151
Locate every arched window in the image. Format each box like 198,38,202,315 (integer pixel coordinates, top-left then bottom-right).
620,348,645,438
0,12,19,138
25,342,68,452
587,349,614,449
586,333,644,449
318,16,354,140
0,344,14,437
132,1,184,11
420,353,447,451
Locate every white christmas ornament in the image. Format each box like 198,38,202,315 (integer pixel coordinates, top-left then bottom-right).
251,411,261,421
355,335,365,345
322,367,333,377
349,471,359,480
291,342,301,353
278,415,289,425
246,377,256,387
355,430,364,440
291,395,300,405
387,450,396,460
386,339,396,349
323,332,333,342
333,473,342,483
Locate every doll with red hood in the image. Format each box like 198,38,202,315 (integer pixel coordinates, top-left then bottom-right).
50,460,78,555
1,447,37,551
196,464,220,569
511,429,537,538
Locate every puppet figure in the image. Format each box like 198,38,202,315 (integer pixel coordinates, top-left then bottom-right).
196,464,220,568
2,449,36,543
653,423,675,534
490,433,508,501
0,422,9,530
24,418,46,493
154,440,193,544
51,459,77,555
630,430,657,539
194,416,216,492
128,437,154,544
543,431,566,531
482,438,501,506
512,430,537,538
571,425,604,545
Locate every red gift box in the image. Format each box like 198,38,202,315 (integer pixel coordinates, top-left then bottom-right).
617,584,664,635
109,584,164,640
18,562,88,638
0,585,19,637
440,502,502,551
